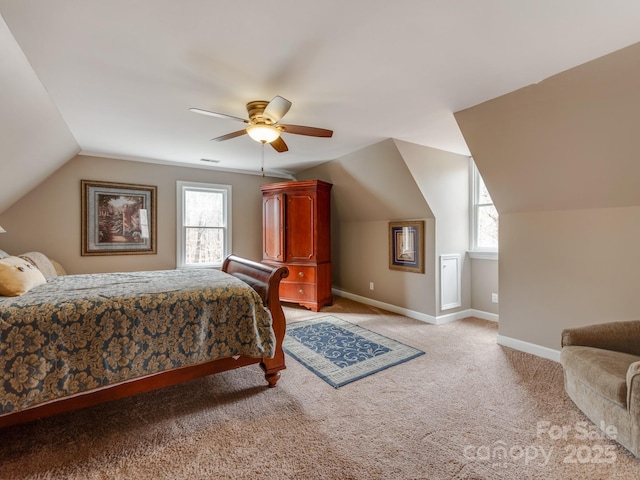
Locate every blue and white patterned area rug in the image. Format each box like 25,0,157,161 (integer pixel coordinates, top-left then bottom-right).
283,315,424,388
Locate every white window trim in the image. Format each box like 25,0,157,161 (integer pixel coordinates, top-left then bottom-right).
468,159,498,260
468,250,498,260
176,181,232,269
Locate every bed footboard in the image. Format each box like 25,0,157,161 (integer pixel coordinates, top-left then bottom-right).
222,254,289,386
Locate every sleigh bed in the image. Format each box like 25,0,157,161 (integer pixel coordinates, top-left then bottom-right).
0,254,288,428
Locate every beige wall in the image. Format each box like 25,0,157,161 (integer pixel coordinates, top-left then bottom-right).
298,139,437,316
455,42,640,350
0,137,493,322
298,139,474,318
500,208,640,349
336,219,437,309
470,258,499,315
0,155,284,274
0,139,497,322
394,140,471,314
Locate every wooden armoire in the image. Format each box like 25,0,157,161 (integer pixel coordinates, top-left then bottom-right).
260,180,332,312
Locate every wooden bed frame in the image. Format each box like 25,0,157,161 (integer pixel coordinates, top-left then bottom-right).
0,255,289,429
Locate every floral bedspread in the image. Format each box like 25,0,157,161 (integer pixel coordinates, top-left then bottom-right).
0,269,275,415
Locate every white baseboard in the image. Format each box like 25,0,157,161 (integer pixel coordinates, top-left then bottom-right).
332,288,499,326
468,309,499,323
332,288,438,323
331,289,560,363
497,334,561,363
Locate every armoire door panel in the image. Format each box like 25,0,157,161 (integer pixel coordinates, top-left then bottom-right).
262,193,285,262
286,194,315,261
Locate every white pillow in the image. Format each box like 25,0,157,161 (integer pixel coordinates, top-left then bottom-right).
19,252,58,278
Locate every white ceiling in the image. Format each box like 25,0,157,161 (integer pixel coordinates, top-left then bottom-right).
2,0,640,176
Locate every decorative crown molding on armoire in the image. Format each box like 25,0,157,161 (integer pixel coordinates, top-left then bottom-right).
260,179,333,312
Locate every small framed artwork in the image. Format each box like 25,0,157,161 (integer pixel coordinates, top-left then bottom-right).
82,180,157,256
389,220,425,273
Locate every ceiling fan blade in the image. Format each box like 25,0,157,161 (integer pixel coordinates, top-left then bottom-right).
263,96,292,124
212,129,247,141
270,136,289,153
279,124,333,137
190,108,247,123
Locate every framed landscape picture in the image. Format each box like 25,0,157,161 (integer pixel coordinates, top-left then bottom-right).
389,220,424,273
82,180,157,256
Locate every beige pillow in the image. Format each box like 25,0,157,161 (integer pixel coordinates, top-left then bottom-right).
0,256,47,296
50,259,67,276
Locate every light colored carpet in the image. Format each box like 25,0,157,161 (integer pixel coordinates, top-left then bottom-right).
1,297,639,479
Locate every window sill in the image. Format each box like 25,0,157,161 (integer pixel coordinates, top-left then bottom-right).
467,251,498,261
177,264,223,270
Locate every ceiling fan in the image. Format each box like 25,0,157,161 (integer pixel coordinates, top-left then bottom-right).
190,95,333,153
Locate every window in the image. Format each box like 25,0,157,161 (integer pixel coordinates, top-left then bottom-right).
177,181,231,268
470,160,498,256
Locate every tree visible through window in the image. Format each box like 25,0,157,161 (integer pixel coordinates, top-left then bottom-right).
472,162,498,251
177,182,231,267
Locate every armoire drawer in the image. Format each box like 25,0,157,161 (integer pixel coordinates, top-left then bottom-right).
283,265,316,284
280,282,317,302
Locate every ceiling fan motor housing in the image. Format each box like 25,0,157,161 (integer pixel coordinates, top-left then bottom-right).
246,100,271,124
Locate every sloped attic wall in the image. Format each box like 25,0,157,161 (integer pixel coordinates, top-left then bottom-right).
0,14,79,214
297,139,436,316
310,139,434,223
455,42,640,353
393,140,471,314
298,138,470,318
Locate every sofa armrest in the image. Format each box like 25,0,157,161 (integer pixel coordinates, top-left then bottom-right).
561,320,640,356
627,361,640,413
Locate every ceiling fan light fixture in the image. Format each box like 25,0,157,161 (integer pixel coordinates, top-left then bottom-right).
246,124,280,144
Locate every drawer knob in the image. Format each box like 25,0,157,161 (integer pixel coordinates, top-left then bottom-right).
298,289,304,295
298,271,305,278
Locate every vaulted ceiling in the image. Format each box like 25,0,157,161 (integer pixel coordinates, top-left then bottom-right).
1,1,640,213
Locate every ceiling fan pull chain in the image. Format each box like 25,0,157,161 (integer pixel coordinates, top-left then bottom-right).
261,140,265,177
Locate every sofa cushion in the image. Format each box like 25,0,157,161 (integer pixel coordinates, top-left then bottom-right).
561,345,640,408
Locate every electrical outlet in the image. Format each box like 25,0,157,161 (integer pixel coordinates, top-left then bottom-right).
369,282,374,291
492,293,499,303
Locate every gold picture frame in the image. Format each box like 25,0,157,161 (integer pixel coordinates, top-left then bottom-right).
81,180,157,256
389,220,424,273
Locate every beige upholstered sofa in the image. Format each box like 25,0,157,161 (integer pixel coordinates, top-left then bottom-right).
561,321,640,457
